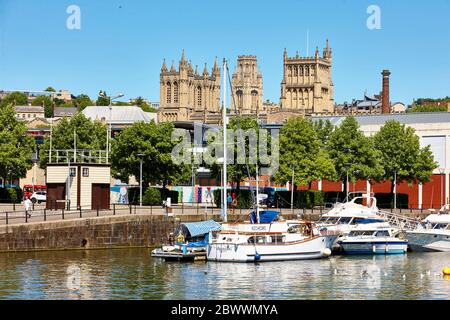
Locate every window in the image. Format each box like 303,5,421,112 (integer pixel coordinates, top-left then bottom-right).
375,230,390,237
197,86,202,107
166,82,171,103
173,82,179,103
82,168,89,177
69,168,76,177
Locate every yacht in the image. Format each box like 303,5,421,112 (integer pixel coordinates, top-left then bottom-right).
207,211,338,262
317,196,392,236
337,225,408,255
406,205,450,252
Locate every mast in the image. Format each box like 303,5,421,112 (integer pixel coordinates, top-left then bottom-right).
222,58,228,223
256,163,260,223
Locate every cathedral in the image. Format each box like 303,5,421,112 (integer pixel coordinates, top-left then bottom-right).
280,40,334,113
158,50,221,123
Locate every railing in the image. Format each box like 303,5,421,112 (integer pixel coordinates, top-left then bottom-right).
49,149,109,164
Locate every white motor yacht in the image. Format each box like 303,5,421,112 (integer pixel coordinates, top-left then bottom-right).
406,205,450,252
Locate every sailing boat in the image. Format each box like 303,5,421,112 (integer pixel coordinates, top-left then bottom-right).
206,59,338,262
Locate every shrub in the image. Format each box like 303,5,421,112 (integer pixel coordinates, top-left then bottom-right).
0,187,22,203
213,189,253,209
143,188,162,205
274,190,326,209
374,193,409,209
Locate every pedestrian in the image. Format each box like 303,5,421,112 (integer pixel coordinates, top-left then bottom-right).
24,197,32,219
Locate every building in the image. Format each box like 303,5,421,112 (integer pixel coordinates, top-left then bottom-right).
231,56,264,115
158,50,221,124
53,107,77,120
280,40,334,114
15,105,45,120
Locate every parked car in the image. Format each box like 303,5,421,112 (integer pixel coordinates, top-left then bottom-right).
30,191,46,204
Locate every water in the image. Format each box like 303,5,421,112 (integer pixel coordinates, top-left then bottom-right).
0,249,449,300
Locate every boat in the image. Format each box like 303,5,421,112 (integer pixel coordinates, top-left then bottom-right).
317,195,393,237
406,205,450,252
151,220,221,261
337,225,408,255
207,210,338,262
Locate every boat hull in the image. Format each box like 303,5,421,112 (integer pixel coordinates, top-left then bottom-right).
339,241,407,255
207,235,337,262
406,231,450,252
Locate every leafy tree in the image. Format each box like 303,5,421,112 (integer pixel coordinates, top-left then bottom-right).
74,94,93,110
32,95,53,118
373,120,438,195
39,113,107,169
327,116,384,197
0,92,28,107
407,105,447,113
134,96,157,112
274,117,335,189
113,101,132,106
111,121,183,188
0,104,36,180
96,91,110,106
313,119,334,147
45,87,56,92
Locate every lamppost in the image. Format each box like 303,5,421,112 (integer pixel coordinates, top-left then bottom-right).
137,154,144,207
31,152,38,191
439,168,445,207
393,170,397,211
98,91,124,162
291,165,295,212
344,163,351,202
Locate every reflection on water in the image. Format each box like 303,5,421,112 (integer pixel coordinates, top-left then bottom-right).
0,249,449,300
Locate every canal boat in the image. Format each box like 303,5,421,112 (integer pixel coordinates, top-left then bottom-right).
406,205,450,252
207,211,338,262
337,226,408,255
151,220,221,261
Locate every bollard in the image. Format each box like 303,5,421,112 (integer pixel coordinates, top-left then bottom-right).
62,208,65,220
150,205,153,215
79,207,82,219
113,204,115,216
44,209,46,222
182,202,184,215
25,211,28,223
129,204,132,215
13,202,15,211
5,212,8,225
97,206,99,217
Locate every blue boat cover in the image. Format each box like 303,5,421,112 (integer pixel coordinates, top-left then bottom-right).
250,210,280,224
182,220,221,238
177,234,210,248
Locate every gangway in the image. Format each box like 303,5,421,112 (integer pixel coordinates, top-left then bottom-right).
377,210,422,231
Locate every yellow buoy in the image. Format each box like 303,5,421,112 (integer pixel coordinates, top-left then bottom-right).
443,267,450,275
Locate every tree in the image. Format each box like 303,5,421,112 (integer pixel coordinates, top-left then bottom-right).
134,96,157,112
31,95,53,118
373,120,438,196
111,121,183,188
96,91,110,106
0,104,35,181
327,116,384,197
74,94,93,111
45,87,56,92
313,119,334,147
38,113,107,169
0,92,28,108
274,117,335,189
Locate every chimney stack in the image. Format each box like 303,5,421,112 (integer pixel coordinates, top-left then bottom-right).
381,69,391,114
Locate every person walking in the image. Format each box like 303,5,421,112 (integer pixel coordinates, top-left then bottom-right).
24,197,32,219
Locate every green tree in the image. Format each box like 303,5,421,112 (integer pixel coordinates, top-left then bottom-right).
45,87,56,92
39,113,107,169
96,91,110,106
274,117,336,189
111,121,182,188
134,96,157,112
327,116,384,197
74,94,93,110
32,95,53,118
0,92,28,108
373,120,438,196
313,119,334,147
0,104,35,180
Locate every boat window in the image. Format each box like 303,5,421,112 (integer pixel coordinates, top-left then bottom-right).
348,231,374,236
338,217,352,225
256,236,266,244
432,223,449,230
270,235,285,243
375,230,390,237
248,237,255,244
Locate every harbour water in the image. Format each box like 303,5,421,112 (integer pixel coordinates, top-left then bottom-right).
0,248,449,300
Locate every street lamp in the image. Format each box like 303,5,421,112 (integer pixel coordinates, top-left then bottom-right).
291,165,295,212
137,154,144,207
439,168,445,207
344,163,351,202
393,170,397,211
98,91,124,162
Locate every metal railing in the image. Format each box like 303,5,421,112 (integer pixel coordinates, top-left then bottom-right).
49,149,109,164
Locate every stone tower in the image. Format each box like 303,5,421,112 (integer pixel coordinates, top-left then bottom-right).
381,69,391,114
158,50,221,123
280,40,334,114
231,56,263,115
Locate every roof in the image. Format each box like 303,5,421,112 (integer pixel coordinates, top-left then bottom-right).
15,106,44,113
82,106,157,124
181,220,221,238
54,107,77,117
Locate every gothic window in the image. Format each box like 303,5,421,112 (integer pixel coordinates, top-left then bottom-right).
166,82,171,103
236,90,243,109
173,82,179,103
197,86,202,107
251,90,258,109
293,66,298,77
305,66,310,76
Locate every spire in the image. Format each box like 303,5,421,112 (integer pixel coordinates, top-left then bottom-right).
188,60,193,73
161,59,168,72
315,46,319,59
194,65,199,77
181,49,186,63
170,60,176,72
203,63,209,77
296,51,299,58
283,48,287,60
180,49,187,70
212,56,220,76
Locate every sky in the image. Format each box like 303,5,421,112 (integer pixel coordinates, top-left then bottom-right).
0,0,449,105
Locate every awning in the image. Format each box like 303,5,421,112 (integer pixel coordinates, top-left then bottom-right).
182,220,221,238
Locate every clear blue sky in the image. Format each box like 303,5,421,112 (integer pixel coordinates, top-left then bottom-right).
0,0,449,105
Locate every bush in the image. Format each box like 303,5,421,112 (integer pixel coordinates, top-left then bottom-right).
143,188,162,205
274,190,325,209
0,187,22,203
213,189,253,209
375,193,409,209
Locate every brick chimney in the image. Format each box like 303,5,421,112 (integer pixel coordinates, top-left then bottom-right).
381,70,391,114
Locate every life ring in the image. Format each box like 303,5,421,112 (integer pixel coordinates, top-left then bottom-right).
177,234,185,243
232,199,238,207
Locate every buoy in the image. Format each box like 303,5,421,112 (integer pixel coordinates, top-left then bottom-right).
443,267,450,276
322,248,332,257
